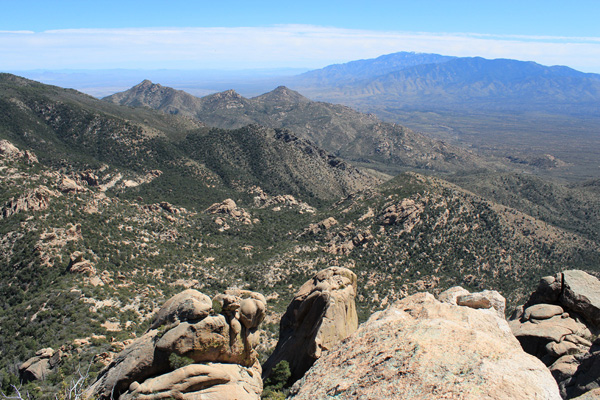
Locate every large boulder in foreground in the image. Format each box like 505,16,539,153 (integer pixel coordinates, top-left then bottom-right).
289,290,560,400
85,289,266,400
262,267,358,384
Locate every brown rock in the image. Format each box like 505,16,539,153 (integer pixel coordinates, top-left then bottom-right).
67,251,96,276
289,292,561,400
19,348,59,382
262,267,358,384
86,288,266,400
456,289,506,318
524,304,564,320
437,286,470,305
59,177,86,193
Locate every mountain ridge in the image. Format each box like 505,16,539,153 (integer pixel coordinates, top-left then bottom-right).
104,81,501,175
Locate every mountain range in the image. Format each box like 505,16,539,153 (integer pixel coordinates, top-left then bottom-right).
289,52,600,115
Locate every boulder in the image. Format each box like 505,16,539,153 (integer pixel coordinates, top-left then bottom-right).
262,267,358,384
67,251,96,276
560,270,600,329
457,289,506,318
120,363,262,400
438,287,506,319
524,304,564,320
85,288,266,400
289,292,561,400
437,286,470,305
149,289,212,330
19,348,62,382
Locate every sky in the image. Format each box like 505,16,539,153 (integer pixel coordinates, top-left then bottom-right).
1,0,600,73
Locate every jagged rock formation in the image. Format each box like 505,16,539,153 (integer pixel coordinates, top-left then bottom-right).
289,289,561,399
85,289,266,400
262,267,358,385
510,270,600,399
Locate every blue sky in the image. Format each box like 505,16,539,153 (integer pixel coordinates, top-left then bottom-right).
2,0,600,72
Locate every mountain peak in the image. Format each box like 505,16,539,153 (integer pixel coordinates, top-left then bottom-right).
253,86,310,104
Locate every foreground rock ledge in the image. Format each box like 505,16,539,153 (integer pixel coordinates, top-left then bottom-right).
289,291,561,400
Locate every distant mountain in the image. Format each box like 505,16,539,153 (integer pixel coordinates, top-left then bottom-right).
291,51,455,85
289,53,600,116
105,82,498,174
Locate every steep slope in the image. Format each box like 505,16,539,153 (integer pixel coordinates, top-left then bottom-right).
105,82,497,174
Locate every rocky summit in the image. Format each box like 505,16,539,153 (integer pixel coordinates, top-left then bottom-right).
289,288,561,400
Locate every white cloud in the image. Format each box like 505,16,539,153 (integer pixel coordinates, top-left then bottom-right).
1,25,599,73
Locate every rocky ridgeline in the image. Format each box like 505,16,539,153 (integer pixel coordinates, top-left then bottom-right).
509,270,600,399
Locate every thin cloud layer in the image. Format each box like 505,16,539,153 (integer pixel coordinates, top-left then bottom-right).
2,25,599,72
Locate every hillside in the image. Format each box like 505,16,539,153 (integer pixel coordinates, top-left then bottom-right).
105,82,500,175
2,139,600,395
0,74,377,207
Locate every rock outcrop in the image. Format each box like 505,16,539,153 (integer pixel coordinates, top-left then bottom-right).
205,199,253,228
19,348,62,382
509,270,600,399
289,290,561,399
2,186,59,218
85,289,266,400
0,139,38,163
262,267,358,385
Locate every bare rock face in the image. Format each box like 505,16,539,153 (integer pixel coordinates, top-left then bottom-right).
289,292,561,400
510,270,600,399
262,267,358,385
85,289,266,400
